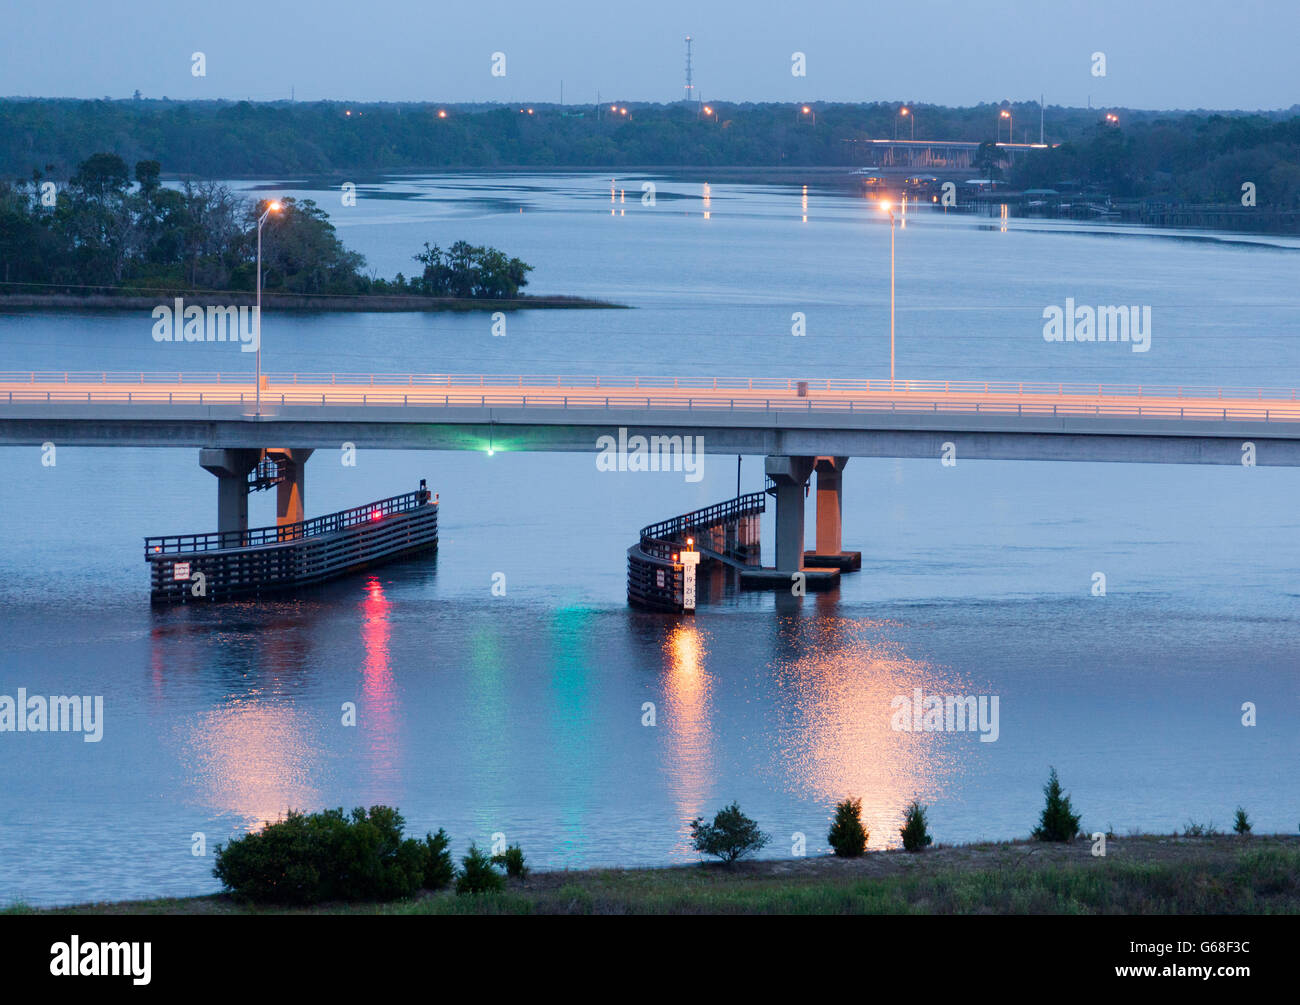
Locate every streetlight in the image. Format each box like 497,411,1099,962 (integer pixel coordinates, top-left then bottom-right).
799,104,816,126
900,106,914,140
1104,112,1119,125
879,200,897,389
255,199,282,416
999,108,1012,142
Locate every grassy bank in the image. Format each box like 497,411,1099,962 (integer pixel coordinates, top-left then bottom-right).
10,835,1298,916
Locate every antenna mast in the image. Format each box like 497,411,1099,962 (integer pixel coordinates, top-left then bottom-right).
684,35,694,103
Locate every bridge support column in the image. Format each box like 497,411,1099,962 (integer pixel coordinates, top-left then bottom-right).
199,448,261,539
806,456,861,570
273,449,314,532
764,455,815,572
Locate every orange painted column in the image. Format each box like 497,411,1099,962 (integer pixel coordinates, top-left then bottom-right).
275,448,314,535
813,456,849,556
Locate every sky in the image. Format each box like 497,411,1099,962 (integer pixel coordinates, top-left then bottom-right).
2,0,1295,111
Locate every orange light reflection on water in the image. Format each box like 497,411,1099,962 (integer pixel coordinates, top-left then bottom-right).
359,577,399,796
182,701,322,833
769,617,968,850
662,621,713,845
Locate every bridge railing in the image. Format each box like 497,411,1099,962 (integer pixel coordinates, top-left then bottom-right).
6,385,1300,422
145,488,433,556
4,371,1300,403
7,391,1300,422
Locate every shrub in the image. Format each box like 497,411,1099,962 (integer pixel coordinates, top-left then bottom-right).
492,844,528,879
900,800,933,852
423,828,454,889
1184,819,1220,837
456,843,505,895
212,805,439,905
1233,808,1252,836
1032,767,1082,842
828,797,868,857
689,802,770,865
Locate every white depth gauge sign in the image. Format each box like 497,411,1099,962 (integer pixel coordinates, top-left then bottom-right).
680,538,700,612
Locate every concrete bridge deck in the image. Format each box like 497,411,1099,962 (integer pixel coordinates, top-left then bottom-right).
2,372,1299,466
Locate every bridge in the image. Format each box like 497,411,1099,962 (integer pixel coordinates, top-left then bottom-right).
845,138,1052,171
3,371,1298,599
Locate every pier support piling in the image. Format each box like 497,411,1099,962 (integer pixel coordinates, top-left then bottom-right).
805,456,861,570
272,448,313,533
199,448,260,539
764,455,816,572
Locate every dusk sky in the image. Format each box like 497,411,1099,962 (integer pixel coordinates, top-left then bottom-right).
3,0,1295,110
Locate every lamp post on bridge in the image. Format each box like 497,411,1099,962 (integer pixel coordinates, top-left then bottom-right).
898,105,913,140
879,200,897,390
255,199,283,416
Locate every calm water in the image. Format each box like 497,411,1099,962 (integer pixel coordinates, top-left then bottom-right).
1,173,1298,906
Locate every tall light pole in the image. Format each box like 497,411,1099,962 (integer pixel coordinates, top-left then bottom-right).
900,105,913,139
999,108,1011,143
255,200,282,416
880,200,896,389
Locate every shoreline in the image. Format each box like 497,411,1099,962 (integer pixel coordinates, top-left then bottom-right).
0,292,626,313
9,833,1297,915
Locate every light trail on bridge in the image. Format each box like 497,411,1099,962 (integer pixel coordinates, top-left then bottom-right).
2,372,1299,424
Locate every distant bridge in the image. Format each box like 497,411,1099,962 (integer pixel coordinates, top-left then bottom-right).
847,138,1052,171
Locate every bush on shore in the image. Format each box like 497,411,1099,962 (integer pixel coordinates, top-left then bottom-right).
690,802,770,865
212,806,449,905
457,843,506,895
900,800,933,852
1032,767,1083,842
828,797,868,857
492,844,528,879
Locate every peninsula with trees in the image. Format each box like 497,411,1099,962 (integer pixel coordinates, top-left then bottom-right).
0,152,617,310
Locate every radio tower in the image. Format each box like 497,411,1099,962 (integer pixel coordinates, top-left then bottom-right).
684,35,694,104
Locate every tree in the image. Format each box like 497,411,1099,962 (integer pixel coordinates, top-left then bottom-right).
69,152,129,200
900,800,933,852
975,140,1001,182
1233,808,1252,836
456,843,505,895
253,196,366,295
689,802,770,865
1032,767,1082,842
134,159,161,195
413,240,533,299
828,797,868,857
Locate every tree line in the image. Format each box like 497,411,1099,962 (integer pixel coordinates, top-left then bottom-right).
0,152,533,298
2,98,1299,209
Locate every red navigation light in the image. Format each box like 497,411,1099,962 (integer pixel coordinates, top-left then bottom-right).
371,508,382,521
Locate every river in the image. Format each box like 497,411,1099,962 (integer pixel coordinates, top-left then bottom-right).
1,171,1297,905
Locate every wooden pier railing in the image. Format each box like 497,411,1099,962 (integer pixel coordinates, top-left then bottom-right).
145,486,437,603
628,491,767,612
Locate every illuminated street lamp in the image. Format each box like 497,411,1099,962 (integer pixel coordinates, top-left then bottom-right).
1104,112,1119,125
879,200,897,389
255,199,282,416
799,104,816,126
999,108,1012,142
899,105,914,140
